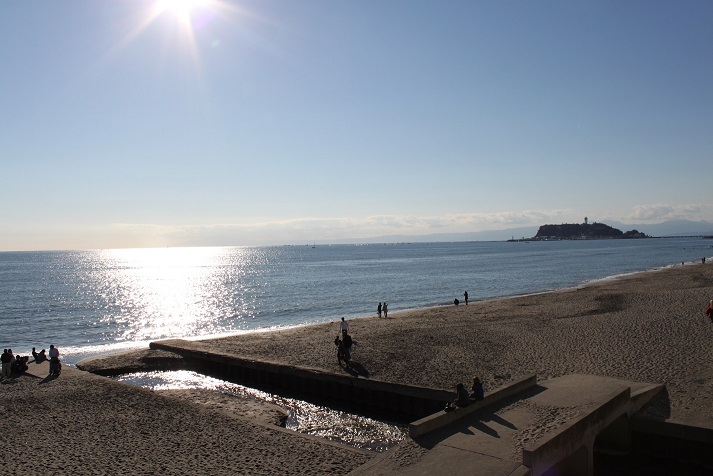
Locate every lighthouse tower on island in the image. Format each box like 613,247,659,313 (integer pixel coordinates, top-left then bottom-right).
584,217,588,225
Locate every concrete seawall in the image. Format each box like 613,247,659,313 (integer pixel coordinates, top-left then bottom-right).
150,339,453,422
409,374,537,437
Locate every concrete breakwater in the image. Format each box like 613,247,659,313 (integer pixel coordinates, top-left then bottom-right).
149,339,454,422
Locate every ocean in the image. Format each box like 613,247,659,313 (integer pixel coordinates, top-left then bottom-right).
1,238,711,365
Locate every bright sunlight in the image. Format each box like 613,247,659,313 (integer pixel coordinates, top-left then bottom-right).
155,0,206,25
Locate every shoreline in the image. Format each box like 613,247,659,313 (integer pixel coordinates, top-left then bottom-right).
80,262,713,427
5,262,713,474
64,260,708,366
195,262,713,426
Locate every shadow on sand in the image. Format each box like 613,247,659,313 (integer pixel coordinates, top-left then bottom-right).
341,361,370,378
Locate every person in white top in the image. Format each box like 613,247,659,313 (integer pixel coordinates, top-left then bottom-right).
48,344,61,376
339,317,348,336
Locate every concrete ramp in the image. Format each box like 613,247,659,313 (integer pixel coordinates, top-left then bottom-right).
521,375,664,476
358,375,665,476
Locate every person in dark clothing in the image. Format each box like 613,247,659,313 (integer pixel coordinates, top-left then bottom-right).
11,355,28,375
445,383,470,411
464,291,469,305
1,349,11,379
334,336,350,366
36,349,47,363
343,332,353,351
470,376,484,401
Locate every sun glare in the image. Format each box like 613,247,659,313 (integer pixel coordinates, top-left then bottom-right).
101,0,251,87
155,0,204,24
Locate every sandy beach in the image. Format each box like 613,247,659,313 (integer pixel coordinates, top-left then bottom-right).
3,262,713,474
199,262,713,427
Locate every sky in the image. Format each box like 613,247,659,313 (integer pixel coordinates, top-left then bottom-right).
1,0,712,251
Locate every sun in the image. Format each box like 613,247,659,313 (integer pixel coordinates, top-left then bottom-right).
107,0,244,64
155,0,205,25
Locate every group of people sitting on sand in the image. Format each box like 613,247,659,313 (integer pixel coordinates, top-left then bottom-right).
1,349,30,379
0,345,61,381
445,376,485,411
32,347,48,363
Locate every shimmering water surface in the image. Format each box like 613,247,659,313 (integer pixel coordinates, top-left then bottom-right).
116,370,407,451
1,239,711,363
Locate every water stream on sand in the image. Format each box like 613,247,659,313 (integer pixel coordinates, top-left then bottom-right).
115,370,406,452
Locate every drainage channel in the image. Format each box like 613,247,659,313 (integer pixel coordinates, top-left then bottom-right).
115,370,407,452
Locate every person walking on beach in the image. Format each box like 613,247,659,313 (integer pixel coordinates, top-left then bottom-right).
464,291,469,305
383,302,388,318
377,302,382,318
334,335,350,367
339,317,348,336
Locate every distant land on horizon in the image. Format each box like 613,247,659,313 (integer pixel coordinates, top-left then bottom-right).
519,222,648,241
322,219,713,245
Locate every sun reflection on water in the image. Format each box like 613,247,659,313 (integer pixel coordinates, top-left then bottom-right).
116,370,406,451
95,247,267,343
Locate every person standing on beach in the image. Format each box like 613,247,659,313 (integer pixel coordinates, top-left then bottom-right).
464,291,469,305
1,349,11,378
377,302,382,318
383,302,388,318
48,345,60,376
334,335,350,366
339,317,348,336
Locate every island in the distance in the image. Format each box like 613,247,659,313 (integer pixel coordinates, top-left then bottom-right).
509,218,649,242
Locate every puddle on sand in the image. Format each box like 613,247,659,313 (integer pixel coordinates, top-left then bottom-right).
115,370,406,452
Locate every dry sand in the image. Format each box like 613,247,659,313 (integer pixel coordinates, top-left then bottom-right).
2,262,713,474
1,362,372,475
202,262,713,427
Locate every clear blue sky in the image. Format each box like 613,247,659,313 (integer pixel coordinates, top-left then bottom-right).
1,0,711,250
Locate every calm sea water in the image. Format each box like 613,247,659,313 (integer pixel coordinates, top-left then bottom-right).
1,239,711,364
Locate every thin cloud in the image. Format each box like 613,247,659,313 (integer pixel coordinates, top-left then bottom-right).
109,209,574,246
629,204,707,222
